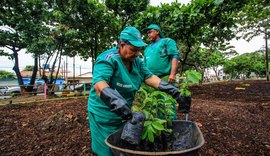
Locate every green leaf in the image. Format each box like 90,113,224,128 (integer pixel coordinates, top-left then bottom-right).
147,127,154,142
158,108,166,114
142,127,148,139
143,97,153,106
164,128,173,133
185,70,202,84
152,121,165,131
185,90,191,96
132,105,140,112
214,0,224,6
144,121,152,127
142,110,151,119
157,119,167,124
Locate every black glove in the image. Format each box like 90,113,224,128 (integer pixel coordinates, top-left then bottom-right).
121,112,146,145
100,87,132,120
158,80,191,113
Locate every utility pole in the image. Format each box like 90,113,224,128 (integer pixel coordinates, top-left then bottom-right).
63,60,65,79
265,28,269,81
66,56,68,83
73,57,75,89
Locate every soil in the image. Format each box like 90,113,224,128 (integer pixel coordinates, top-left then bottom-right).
0,80,269,155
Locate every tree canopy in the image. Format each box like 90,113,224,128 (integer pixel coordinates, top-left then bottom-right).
136,0,249,73
236,0,270,80
223,51,266,79
0,70,15,78
1,0,269,87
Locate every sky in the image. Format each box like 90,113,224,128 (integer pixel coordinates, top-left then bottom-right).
0,0,266,76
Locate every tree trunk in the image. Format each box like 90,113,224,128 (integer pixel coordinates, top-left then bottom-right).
265,30,269,81
200,69,205,84
213,67,220,81
12,48,25,94
26,55,38,92
180,37,191,75
54,42,63,93
48,44,61,95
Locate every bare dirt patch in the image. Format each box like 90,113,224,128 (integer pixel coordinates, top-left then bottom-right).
0,80,269,155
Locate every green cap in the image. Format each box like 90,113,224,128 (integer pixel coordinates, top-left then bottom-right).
143,24,165,38
119,26,147,47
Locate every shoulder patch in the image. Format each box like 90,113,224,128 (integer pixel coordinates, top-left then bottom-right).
105,51,119,60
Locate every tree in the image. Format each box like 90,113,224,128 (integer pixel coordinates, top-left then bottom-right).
0,0,50,93
0,70,15,78
70,0,117,62
1,0,117,95
105,0,149,33
135,0,248,74
23,65,34,71
223,51,265,79
223,59,238,80
186,45,234,81
49,0,116,65
236,0,270,80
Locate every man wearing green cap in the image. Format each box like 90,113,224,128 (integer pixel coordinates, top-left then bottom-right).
87,26,190,156
143,24,179,82
143,24,180,119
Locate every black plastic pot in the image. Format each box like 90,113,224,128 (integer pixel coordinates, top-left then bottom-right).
105,120,205,156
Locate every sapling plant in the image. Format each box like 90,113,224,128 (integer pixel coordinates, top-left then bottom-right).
178,70,202,96
132,84,174,143
177,70,201,114
132,70,201,143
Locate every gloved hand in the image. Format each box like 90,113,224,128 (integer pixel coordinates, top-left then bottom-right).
121,112,146,145
158,80,191,113
100,87,132,120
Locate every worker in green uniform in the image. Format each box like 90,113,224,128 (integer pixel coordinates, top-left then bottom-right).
143,24,179,83
143,24,180,119
88,26,189,156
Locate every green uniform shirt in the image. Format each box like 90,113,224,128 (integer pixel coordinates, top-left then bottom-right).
144,38,179,77
88,47,153,121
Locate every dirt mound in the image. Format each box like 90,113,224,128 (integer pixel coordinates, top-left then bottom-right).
0,80,269,155
38,110,83,131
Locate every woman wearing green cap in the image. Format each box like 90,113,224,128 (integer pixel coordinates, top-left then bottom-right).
88,26,189,156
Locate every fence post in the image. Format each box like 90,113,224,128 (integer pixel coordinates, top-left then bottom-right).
44,83,47,99
21,85,24,96
83,83,86,96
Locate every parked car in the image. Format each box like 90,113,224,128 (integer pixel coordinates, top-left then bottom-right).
5,86,21,96
4,83,43,96
0,86,9,95
33,81,45,93
4,81,62,96
72,83,92,92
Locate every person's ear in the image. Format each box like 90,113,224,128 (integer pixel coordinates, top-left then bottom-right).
119,42,125,49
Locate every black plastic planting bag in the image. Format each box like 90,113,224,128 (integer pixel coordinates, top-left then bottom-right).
178,95,192,113
121,112,145,145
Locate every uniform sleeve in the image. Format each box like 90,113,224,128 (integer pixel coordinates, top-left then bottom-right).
166,38,179,59
92,59,114,85
139,59,153,81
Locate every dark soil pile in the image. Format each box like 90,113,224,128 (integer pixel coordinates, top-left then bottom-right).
190,80,270,155
0,80,269,155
